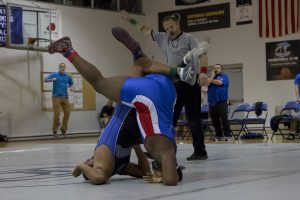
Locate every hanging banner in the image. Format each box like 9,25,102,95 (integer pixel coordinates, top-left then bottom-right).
10,6,23,44
266,39,300,81
176,0,209,6
0,5,6,47
158,3,230,32
236,0,252,25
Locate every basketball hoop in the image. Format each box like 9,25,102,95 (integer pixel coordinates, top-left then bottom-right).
27,37,51,46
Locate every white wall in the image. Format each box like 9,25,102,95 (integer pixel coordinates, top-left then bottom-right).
143,0,300,124
0,0,146,137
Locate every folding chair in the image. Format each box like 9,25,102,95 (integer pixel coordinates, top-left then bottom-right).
271,101,300,139
243,102,268,139
201,104,215,140
228,103,251,139
176,107,191,140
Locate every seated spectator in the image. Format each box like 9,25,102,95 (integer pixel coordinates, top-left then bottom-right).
99,100,115,128
287,112,300,139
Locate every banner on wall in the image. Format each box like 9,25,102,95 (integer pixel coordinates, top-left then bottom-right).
0,5,6,47
10,6,24,44
158,3,230,32
236,0,252,25
266,39,300,81
176,0,209,5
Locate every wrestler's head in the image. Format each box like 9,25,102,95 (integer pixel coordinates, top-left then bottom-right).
162,13,182,39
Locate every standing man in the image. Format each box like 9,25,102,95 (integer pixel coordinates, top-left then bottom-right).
294,73,300,102
287,73,300,139
121,11,208,160
205,64,232,141
45,63,74,137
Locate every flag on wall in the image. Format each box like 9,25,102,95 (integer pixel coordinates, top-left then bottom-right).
259,0,299,38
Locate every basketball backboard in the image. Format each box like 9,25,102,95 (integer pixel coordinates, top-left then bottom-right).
6,3,61,52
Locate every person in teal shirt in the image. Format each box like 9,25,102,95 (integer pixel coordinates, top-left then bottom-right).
45,63,73,137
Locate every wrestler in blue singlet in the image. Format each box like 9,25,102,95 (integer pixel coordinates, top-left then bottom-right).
95,104,140,175
120,74,177,144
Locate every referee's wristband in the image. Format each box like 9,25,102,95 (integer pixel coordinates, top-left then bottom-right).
129,18,138,25
169,67,177,78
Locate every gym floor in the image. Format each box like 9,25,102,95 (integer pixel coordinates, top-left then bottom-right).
0,135,299,200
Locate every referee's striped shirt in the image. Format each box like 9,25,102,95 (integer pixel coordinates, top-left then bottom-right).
151,29,199,71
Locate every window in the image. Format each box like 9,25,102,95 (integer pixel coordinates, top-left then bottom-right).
33,0,143,14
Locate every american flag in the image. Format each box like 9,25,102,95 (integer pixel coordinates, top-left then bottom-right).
259,0,299,37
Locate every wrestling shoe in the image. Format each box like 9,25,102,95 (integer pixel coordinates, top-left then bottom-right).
48,37,78,62
183,41,209,64
176,164,184,182
48,36,72,54
177,63,197,86
111,26,143,60
151,161,184,182
186,153,208,161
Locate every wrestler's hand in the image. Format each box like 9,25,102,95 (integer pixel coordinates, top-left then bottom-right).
84,157,94,166
72,164,83,177
143,171,163,183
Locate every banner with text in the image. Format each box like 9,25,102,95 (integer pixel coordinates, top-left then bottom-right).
0,5,6,47
266,39,300,81
176,0,209,6
158,3,230,32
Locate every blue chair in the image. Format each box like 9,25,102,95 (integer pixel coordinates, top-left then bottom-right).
243,102,268,139
176,107,191,140
228,103,251,139
271,101,300,139
201,104,215,140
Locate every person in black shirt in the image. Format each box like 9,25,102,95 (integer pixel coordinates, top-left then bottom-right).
99,100,115,128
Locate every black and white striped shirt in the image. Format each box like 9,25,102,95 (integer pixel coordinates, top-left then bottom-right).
151,30,199,70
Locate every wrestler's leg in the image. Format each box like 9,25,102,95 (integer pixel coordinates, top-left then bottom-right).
145,136,178,186
48,37,135,102
72,145,114,185
112,26,201,85
71,56,128,102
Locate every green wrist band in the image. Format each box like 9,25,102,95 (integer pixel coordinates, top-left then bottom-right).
169,67,177,78
129,18,138,25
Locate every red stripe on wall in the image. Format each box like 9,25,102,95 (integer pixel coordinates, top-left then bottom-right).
291,0,296,32
285,0,288,34
271,0,276,37
278,0,282,36
259,0,263,37
265,0,270,37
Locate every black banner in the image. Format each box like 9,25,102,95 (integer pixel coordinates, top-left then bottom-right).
176,0,209,5
158,3,230,33
0,5,6,47
266,40,300,81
